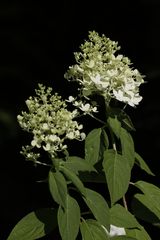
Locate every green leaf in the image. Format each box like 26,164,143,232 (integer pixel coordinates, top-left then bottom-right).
132,195,159,224
80,219,109,240
60,165,86,195
48,170,67,208
58,194,80,240
98,129,109,161
126,227,151,240
110,204,140,229
112,237,136,240
134,181,160,220
133,193,160,221
7,208,57,240
103,149,131,205
135,180,160,202
63,156,96,175
135,152,154,176
83,188,110,231
120,111,136,132
85,128,102,165
120,128,135,168
107,116,121,138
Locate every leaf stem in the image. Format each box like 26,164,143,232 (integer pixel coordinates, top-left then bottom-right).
34,160,52,167
88,113,106,125
122,195,128,210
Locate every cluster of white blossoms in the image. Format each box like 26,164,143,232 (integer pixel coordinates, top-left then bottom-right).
64,31,144,107
17,84,86,159
66,96,98,115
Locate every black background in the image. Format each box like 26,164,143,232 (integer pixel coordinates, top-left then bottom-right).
0,1,160,239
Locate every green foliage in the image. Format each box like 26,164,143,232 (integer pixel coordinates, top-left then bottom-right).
133,181,160,221
58,194,80,240
60,165,86,195
83,188,110,231
85,128,102,165
11,31,159,239
49,170,67,208
135,152,155,176
110,204,140,229
120,128,135,168
103,149,131,205
125,227,151,240
7,208,57,240
62,156,96,174
112,237,136,240
80,219,109,240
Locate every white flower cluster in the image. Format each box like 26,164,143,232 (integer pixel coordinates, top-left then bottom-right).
17,84,85,159
64,31,144,107
67,96,98,115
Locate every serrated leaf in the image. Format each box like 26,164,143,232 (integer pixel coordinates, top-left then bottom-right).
126,227,151,240
85,128,102,165
7,208,57,240
63,156,96,175
83,188,110,231
60,165,86,195
80,219,109,240
108,116,121,138
110,204,140,229
120,128,135,168
58,195,80,240
48,170,67,208
132,196,159,224
103,149,131,205
135,152,154,176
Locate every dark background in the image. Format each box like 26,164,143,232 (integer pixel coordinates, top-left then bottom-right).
0,0,160,239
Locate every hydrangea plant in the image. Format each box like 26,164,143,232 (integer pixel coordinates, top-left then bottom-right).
7,31,160,240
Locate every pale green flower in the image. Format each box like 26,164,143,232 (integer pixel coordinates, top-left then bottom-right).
66,96,98,115
64,31,144,107
17,84,85,160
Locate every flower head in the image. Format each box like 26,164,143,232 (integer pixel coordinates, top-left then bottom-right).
17,84,85,160
64,31,144,107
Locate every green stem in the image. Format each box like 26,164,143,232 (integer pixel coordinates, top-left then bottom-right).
89,113,106,125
